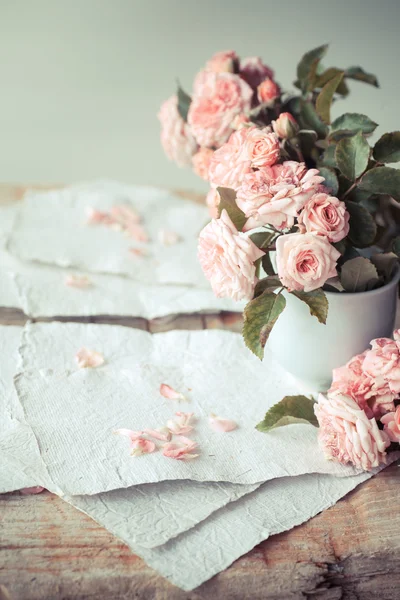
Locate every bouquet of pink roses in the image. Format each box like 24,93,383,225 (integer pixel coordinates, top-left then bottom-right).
256,330,400,471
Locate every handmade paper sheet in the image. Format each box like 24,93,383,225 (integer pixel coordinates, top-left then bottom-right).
15,322,360,496
0,326,55,493
8,182,210,287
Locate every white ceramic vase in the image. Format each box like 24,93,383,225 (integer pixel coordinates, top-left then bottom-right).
267,271,400,392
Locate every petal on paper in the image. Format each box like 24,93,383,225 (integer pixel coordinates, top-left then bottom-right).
65,274,92,288
20,486,45,495
160,383,187,402
86,207,113,225
166,412,194,435
209,413,238,432
158,229,181,246
162,436,198,460
143,427,172,442
126,223,149,243
111,205,141,226
114,428,144,441
130,438,156,456
129,247,147,258
75,348,105,369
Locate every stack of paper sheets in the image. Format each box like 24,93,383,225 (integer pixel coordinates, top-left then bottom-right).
0,183,395,591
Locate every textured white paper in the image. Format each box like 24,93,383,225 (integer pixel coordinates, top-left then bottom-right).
0,326,54,493
8,182,210,287
15,322,360,496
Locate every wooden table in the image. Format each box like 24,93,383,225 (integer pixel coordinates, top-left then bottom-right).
1,184,399,600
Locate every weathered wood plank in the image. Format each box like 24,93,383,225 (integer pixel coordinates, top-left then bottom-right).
0,463,399,600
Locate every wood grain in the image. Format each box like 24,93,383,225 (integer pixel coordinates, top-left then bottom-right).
0,183,399,599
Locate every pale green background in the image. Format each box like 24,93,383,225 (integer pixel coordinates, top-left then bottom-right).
1,0,399,192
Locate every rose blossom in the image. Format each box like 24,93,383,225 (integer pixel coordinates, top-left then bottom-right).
240,57,274,90
208,127,253,190
236,161,324,231
188,71,253,148
329,352,376,418
272,113,299,139
276,232,340,292
381,406,400,442
192,147,214,180
314,392,389,471
206,188,220,218
257,78,281,105
198,209,264,301
298,193,350,243
242,127,280,168
158,95,198,167
206,50,238,73
362,332,400,397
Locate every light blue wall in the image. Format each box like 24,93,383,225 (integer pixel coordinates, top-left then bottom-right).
1,0,399,192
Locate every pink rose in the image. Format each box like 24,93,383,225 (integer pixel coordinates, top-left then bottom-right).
257,78,281,105
208,127,253,190
206,50,239,73
231,113,251,130
298,193,350,243
198,209,264,301
206,188,220,219
158,96,198,167
192,147,214,180
272,113,299,139
240,57,274,90
381,406,400,442
242,128,280,168
362,334,400,397
276,232,340,292
315,392,390,471
188,72,253,148
330,352,376,418
236,161,324,231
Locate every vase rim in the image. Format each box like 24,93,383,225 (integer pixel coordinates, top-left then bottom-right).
324,264,400,299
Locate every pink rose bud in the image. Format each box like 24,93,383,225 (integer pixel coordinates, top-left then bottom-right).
272,112,299,139
257,78,281,106
206,50,239,73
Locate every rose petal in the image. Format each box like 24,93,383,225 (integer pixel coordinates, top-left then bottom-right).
130,438,156,456
143,427,172,442
166,412,194,435
20,486,45,495
129,247,147,258
125,223,149,243
75,348,105,369
209,413,238,432
65,274,92,288
158,229,181,246
160,383,187,402
114,428,144,441
162,436,198,460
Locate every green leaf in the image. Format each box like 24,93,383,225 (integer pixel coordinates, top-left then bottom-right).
177,85,191,122
370,253,398,283
340,257,379,292
297,44,328,92
373,132,400,164
243,292,286,360
358,167,400,202
328,130,358,143
254,276,282,298
331,113,378,135
346,187,372,204
291,289,328,324
318,167,339,195
217,187,247,231
315,72,344,125
345,66,379,88
315,67,349,96
256,395,318,433
300,101,328,137
335,131,370,181
249,231,276,249
320,145,337,168
391,237,400,258
346,201,377,248
261,252,276,276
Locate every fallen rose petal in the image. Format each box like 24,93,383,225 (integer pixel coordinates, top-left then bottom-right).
114,428,144,441
20,486,45,495
130,438,156,457
166,412,194,435
110,205,141,226
75,348,105,369
162,436,198,460
129,247,147,258
86,207,114,225
158,229,181,246
209,413,238,432
65,274,92,288
160,383,187,402
143,427,172,442
125,223,149,242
